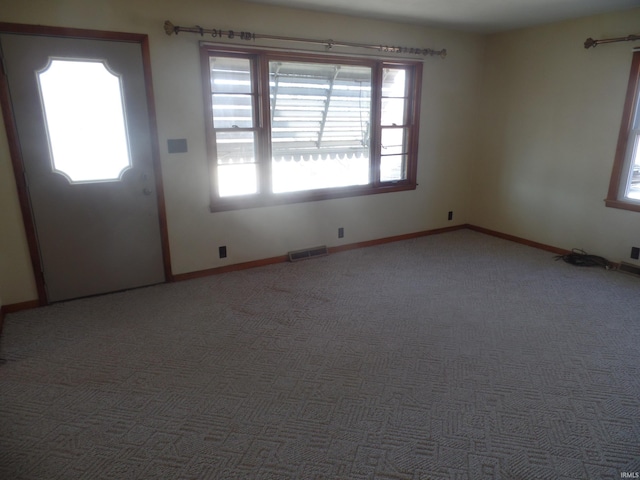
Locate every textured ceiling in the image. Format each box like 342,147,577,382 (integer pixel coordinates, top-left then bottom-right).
245,0,640,33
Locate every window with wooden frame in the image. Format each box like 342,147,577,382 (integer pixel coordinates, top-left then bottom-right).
606,50,640,211
201,46,422,211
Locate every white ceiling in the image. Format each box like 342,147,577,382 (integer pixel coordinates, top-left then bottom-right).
245,0,640,33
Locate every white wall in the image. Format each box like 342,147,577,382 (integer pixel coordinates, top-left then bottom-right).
473,7,640,263
0,113,38,305
0,0,484,304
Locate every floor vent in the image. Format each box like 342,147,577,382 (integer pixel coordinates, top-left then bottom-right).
288,245,328,262
619,261,640,277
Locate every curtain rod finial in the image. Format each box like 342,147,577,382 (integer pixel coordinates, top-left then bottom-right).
164,21,176,36
584,37,597,49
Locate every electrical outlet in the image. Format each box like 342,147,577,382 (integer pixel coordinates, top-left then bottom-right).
338,227,344,238
448,211,453,221
219,246,227,258
631,247,639,260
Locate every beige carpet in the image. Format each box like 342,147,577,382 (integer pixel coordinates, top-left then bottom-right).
1,230,639,479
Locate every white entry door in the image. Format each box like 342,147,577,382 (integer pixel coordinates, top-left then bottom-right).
1,33,167,302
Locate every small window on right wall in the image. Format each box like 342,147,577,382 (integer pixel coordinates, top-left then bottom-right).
607,50,640,211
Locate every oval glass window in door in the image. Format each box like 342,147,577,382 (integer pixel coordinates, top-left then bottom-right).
37,58,132,183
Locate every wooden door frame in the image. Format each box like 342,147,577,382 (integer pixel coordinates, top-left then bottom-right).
0,22,173,305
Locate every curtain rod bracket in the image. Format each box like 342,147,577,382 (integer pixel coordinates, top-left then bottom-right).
584,34,640,49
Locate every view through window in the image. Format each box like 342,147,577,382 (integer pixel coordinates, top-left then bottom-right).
203,47,422,210
269,61,372,194
623,104,640,201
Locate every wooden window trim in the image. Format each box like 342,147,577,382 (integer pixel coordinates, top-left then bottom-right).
201,45,422,212
606,50,640,212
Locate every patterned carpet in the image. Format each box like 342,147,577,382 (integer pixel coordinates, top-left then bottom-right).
1,230,639,479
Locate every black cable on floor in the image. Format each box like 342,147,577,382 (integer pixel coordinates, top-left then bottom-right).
554,248,613,269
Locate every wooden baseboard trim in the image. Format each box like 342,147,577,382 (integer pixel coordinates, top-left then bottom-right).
1,300,40,335
466,225,570,255
173,224,468,282
172,255,290,282
2,300,41,314
2,224,570,314
328,224,467,254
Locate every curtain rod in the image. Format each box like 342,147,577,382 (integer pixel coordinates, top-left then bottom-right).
164,21,447,58
584,34,640,49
